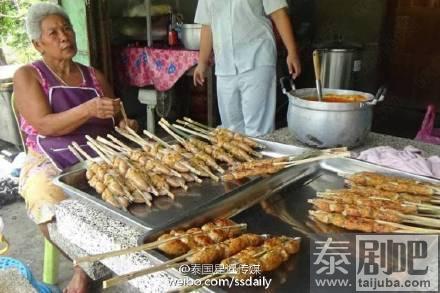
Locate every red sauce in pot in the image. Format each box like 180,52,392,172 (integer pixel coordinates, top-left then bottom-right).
303,95,366,103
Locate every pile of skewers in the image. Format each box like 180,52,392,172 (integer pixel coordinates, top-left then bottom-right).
73,218,301,290
68,117,350,209
309,171,440,233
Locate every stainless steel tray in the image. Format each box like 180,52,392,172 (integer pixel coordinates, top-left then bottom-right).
141,157,440,292
53,139,308,232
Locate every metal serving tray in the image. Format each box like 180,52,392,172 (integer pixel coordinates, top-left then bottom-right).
140,157,440,292
53,139,309,232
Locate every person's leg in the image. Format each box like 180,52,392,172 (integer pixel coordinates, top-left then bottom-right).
20,151,89,293
216,75,245,133
239,66,276,136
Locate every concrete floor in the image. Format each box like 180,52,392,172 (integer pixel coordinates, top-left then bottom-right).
1,201,129,292
1,201,72,290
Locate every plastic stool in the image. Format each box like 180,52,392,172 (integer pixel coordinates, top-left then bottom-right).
0,256,52,293
43,239,59,285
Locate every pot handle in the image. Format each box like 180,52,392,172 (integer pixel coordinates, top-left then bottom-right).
280,76,296,94
365,85,387,105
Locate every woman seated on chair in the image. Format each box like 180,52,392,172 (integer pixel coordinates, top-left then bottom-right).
13,3,138,293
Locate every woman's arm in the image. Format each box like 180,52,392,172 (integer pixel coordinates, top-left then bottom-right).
13,65,119,136
270,8,302,79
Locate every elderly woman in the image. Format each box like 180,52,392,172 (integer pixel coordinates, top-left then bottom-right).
13,3,137,292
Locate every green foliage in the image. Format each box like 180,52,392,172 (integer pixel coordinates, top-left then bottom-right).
0,0,47,64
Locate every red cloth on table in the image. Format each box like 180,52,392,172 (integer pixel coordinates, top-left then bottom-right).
118,47,199,91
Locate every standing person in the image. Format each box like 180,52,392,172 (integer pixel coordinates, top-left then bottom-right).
13,3,137,292
193,0,301,137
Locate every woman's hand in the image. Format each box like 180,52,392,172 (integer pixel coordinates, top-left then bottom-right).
193,62,208,86
118,118,139,132
86,97,121,119
287,52,302,79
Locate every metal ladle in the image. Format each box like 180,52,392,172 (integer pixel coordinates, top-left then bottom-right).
313,50,323,101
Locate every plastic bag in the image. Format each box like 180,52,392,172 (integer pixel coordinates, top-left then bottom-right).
415,104,440,144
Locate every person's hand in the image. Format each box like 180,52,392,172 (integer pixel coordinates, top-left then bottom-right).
86,97,121,119
118,118,139,132
193,62,208,86
286,53,302,79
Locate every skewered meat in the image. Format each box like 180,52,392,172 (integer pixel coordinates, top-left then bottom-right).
187,137,236,165
222,165,283,181
347,172,440,196
317,192,418,214
187,233,265,264
309,198,403,223
220,236,300,279
332,187,432,203
309,210,398,233
157,219,243,256
230,157,288,171
212,128,262,149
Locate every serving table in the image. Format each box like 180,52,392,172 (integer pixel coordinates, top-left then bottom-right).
50,129,440,292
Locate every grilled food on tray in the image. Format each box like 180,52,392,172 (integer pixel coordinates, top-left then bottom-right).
346,172,440,196
102,216,301,289
69,117,351,210
309,172,440,233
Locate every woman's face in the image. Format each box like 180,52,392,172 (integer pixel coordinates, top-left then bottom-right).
34,14,77,60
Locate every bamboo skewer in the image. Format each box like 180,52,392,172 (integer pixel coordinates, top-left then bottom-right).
278,151,351,168
143,129,172,148
68,145,85,162
308,198,440,228
86,135,121,159
159,121,219,181
120,101,129,127
160,119,225,174
173,124,212,141
375,220,440,233
182,117,213,131
309,210,440,233
316,191,440,215
107,134,132,151
182,117,266,149
104,234,285,289
115,126,146,147
103,252,194,289
174,123,264,159
86,141,111,165
176,118,211,135
71,142,95,162
142,129,204,177
172,237,301,293
74,223,247,265
97,136,126,153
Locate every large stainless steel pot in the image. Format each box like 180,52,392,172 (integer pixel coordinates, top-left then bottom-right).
315,40,362,89
281,77,386,148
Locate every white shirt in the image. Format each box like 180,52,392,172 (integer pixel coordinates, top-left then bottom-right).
194,0,288,76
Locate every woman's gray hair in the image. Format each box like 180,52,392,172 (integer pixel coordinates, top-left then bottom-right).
25,3,71,41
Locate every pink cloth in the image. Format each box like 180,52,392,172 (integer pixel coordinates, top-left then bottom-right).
357,146,440,179
117,47,199,91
